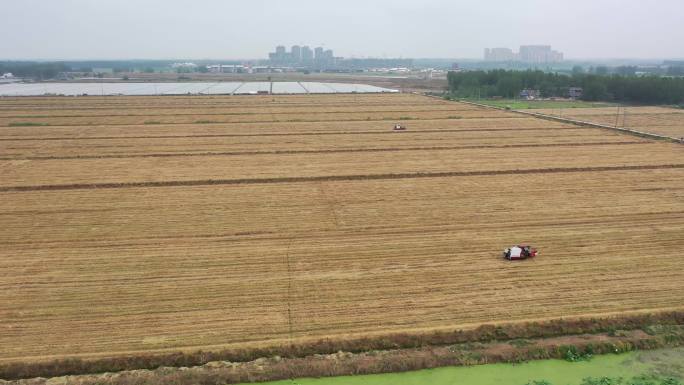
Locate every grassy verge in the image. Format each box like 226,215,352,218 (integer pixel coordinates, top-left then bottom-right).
4,327,683,385
460,99,615,110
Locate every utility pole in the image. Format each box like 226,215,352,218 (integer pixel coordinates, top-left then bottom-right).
615,105,621,128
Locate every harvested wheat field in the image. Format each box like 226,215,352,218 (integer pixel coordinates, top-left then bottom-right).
0,93,683,367
529,106,684,139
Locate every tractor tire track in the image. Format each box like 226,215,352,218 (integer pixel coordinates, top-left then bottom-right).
0,141,647,161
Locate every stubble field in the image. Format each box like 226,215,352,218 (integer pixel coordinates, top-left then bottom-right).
529,106,684,139
0,93,683,366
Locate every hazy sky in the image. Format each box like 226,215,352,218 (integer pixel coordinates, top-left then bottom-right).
2,0,683,60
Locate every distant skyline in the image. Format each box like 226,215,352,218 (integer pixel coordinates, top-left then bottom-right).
2,0,684,60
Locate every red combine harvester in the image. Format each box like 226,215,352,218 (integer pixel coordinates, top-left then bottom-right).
503,245,538,261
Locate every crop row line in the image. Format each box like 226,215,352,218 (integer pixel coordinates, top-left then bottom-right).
0,127,576,142
0,115,526,128
2,164,682,192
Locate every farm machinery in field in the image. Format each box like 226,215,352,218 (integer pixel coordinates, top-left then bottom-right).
503,245,538,261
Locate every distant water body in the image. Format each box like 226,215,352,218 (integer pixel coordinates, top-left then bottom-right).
0,82,398,96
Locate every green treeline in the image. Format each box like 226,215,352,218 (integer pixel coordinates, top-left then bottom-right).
0,62,71,80
447,70,684,104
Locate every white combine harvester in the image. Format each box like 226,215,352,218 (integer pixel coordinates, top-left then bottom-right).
503,245,538,261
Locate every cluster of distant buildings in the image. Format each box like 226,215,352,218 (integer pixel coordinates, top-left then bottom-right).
167,46,413,74
484,45,564,64
269,45,338,67
265,45,414,72
172,62,289,74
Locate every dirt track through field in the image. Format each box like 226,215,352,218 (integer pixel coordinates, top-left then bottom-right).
0,93,683,365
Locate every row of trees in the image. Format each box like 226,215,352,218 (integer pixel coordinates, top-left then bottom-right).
572,65,640,76
447,70,684,104
0,61,169,79
0,62,70,80
569,65,684,76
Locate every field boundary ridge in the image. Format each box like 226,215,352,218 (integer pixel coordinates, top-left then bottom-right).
1,311,683,381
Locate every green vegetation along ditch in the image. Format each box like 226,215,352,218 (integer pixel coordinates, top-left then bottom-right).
248,348,683,385
460,99,614,110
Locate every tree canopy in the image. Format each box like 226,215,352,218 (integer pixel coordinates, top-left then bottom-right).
447,70,684,104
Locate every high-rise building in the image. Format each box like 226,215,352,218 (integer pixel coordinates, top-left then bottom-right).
314,47,324,61
484,45,563,63
519,45,563,63
268,45,339,67
301,46,314,63
291,45,301,63
269,45,289,64
484,48,516,62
